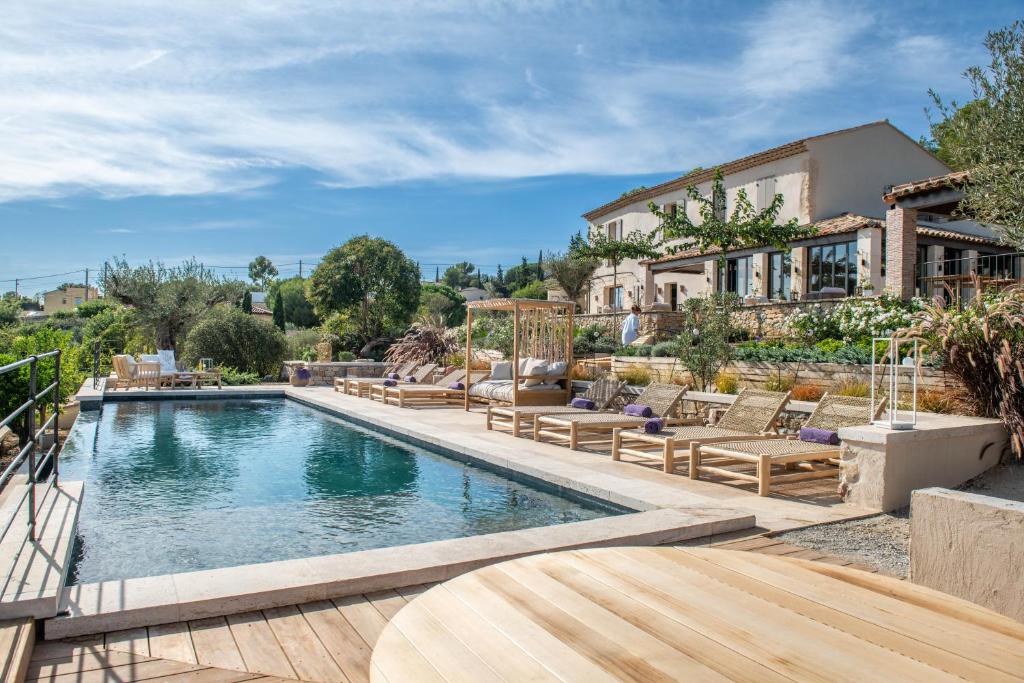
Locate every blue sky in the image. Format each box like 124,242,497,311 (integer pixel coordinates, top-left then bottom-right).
0,0,1019,294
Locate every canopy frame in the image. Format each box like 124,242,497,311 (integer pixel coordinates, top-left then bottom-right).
464,298,574,409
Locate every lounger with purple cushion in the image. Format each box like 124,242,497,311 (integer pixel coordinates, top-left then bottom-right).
373,370,489,408
691,393,885,496
533,383,688,450
486,375,625,436
336,361,415,395
611,388,791,473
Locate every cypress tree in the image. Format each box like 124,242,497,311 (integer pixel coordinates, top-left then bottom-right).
273,290,286,331
242,291,252,314
537,250,544,280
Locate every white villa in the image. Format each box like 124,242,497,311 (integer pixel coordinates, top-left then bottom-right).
581,121,1014,312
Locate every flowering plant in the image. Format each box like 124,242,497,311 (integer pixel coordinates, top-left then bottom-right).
788,296,924,343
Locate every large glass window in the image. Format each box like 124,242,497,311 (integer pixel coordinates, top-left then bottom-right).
768,251,791,300
718,256,753,297
807,241,857,296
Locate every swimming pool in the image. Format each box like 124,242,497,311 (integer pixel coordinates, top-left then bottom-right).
61,398,622,584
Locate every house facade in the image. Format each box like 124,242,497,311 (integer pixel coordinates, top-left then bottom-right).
579,121,1007,312
42,285,100,312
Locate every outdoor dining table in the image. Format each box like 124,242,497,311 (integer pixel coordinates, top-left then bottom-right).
370,546,1024,682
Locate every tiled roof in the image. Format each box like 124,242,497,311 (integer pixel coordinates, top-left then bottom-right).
642,213,881,264
883,170,970,203
916,225,999,246
582,121,893,222
251,303,273,315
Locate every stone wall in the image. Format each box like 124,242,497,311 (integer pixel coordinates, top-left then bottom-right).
609,356,957,392
282,361,388,385
837,415,1007,511
909,488,1024,622
572,296,862,339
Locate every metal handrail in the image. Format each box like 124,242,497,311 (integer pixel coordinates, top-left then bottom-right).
0,350,62,549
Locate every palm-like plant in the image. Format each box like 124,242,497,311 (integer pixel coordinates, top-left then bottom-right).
383,314,460,366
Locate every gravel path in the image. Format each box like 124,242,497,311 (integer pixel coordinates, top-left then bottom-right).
775,511,910,577
775,464,1024,578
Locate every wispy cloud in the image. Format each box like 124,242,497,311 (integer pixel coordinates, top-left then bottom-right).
0,1,983,203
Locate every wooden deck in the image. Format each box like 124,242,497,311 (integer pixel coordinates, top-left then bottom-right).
26,535,890,682
373,547,1024,682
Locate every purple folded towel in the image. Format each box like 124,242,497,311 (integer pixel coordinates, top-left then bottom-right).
404,375,417,383
643,418,664,434
570,397,596,410
387,372,400,380
623,403,653,418
295,367,311,380
799,426,839,445
383,379,398,387
449,382,465,390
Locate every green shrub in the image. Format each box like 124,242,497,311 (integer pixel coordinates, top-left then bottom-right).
220,367,262,385
286,328,322,361
675,295,736,391
815,338,845,354
418,283,467,327
336,351,356,361
510,279,547,300
572,323,617,356
182,307,287,376
651,341,680,357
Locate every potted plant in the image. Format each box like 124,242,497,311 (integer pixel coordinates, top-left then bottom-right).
290,364,312,387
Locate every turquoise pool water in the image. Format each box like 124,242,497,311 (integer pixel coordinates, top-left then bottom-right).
60,398,621,584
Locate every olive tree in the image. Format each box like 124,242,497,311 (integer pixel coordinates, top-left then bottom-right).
102,258,246,350
926,21,1024,246
306,236,420,344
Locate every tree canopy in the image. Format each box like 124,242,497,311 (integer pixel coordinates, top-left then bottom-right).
306,236,421,344
102,258,245,350
442,261,475,289
544,250,598,312
268,276,321,328
248,256,278,289
926,21,1024,246
418,283,467,326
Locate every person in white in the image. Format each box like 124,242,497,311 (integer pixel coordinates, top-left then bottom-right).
621,305,641,346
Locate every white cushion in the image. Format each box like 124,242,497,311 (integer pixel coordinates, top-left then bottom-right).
546,361,567,377
140,354,160,364
518,357,532,375
522,358,548,386
122,355,138,378
157,349,177,373
490,361,512,381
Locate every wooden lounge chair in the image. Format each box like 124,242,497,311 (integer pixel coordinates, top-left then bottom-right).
111,354,159,390
612,388,791,473
373,370,490,408
335,361,414,394
691,393,885,496
340,362,424,397
486,375,626,436
533,383,688,450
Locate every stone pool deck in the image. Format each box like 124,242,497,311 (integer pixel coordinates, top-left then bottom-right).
49,382,876,639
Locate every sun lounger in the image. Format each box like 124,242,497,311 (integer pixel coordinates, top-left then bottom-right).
111,354,159,390
373,370,489,407
341,362,428,397
691,393,885,495
533,383,688,450
611,388,791,473
486,375,626,436
335,360,414,394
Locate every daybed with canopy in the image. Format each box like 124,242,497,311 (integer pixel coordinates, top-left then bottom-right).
464,298,574,408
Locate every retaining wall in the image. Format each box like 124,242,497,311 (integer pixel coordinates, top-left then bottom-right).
282,361,388,385
910,488,1024,622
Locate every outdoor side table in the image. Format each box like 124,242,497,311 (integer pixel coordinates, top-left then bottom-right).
370,547,1024,682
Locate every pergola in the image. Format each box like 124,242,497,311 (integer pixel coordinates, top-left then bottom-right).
464,298,574,409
